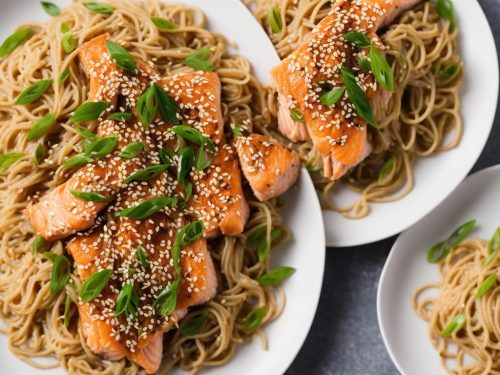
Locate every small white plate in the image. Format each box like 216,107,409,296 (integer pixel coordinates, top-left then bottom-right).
377,165,500,375
0,1,325,375
324,0,498,247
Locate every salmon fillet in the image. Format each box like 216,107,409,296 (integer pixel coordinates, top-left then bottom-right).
68,179,217,374
271,0,421,180
235,133,300,201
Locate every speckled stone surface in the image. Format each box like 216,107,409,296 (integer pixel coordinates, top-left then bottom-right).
286,1,500,374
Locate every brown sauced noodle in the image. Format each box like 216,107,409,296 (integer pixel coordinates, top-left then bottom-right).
413,238,500,374
0,0,290,374
246,0,463,218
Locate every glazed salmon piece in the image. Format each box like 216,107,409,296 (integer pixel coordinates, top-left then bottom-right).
271,0,421,180
25,35,161,241
189,143,250,237
235,133,300,201
67,182,217,373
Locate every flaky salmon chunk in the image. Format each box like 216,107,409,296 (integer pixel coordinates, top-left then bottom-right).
271,0,421,180
235,133,300,201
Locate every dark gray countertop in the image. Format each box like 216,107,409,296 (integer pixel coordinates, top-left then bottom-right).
286,1,500,374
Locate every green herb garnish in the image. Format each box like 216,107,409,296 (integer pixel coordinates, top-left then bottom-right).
257,266,295,287
78,269,113,302
136,85,157,128
343,31,371,48
58,67,70,87
435,61,460,83
105,40,136,73
84,136,117,158
34,143,45,166
483,227,500,267
62,32,77,53
64,293,72,327
43,252,71,295
15,79,53,105
27,113,56,141
136,245,150,268
63,154,93,168
70,101,110,122
120,142,143,159
70,190,111,202
151,16,177,31
32,234,47,255
441,314,465,336
183,48,214,72
267,7,282,34
243,307,266,331
427,220,476,263
172,125,215,151
320,86,345,107
475,273,496,299
340,68,378,128
378,157,396,184
108,111,132,122
83,2,114,14
246,226,283,262
0,152,24,174
232,124,243,137
177,145,195,186
180,311,209,336
435,0,455,31
290,108,304,123
159,148,174,166
154,84,179,125
0,28,33,58
124,164,168,184
116,196,177,219
41,1,61,16
115,283,139,316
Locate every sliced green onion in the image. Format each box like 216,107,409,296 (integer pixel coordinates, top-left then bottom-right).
34,143,45,166
378,157,396,184
124,164,168,184
483,227,500,267
136,85,157,128
0,28,33,58
340,68,378,128
475,273,496,299
151,16,177,31
78,269,113,302
177,145,195,186
116,196,178,219
70,190,112,202
183,48,214,72
290,108,304,123
441,314,465,336
180,311,209,336
63,154,93,168
64,293,72,327
115,283,139,316
195,144,211,171
32,234,47,255
58,67,70,87
15,79,53,105
108,111,132,122
70,101,110,122
120,142,143,159
62,32,77,54
41,1,61,16
27,113,56,141
257,266,296,287
320,87,345,107
0,152,24,174
172,125,215,151
136,245,150,268
435,61,460,83
427,220,476,263
343,31,371,48
159,148,175,166
84,136,117,158
105,40,136,73
267,7,282,34
358,57,371,71
154,84,179,125
83,2,114,14
232,124,243,137
43,253,71,295
369,46,394,91
74,125,96,140
435,0,455,31
243,307,266,331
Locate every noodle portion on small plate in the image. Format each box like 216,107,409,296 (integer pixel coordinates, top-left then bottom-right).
0,1,325,375
378,166,500,375
245,0,498,247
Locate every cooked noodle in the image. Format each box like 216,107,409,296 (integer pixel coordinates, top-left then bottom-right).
413,238,500,374
246,0,463,218
0,0,289,374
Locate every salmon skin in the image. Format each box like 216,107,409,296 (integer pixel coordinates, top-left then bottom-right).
271,0,422,180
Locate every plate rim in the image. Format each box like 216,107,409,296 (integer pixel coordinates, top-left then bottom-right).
376,164,500,375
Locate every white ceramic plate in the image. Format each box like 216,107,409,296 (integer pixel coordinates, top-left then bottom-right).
323,0,498,247
377,165,500,375
0,1,325,375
